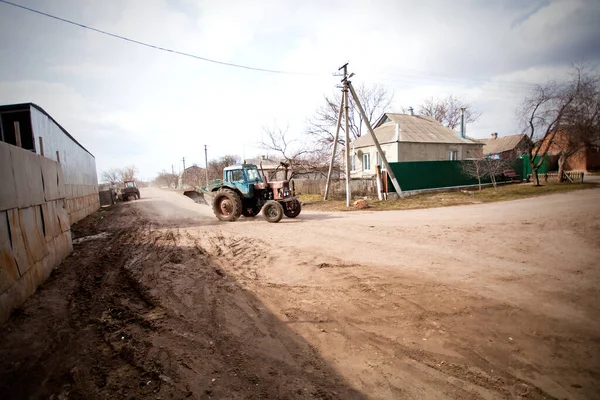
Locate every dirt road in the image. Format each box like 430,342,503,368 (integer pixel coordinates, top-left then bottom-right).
1,187,599,399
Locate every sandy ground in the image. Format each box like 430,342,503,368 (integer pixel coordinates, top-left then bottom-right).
1,186,599,399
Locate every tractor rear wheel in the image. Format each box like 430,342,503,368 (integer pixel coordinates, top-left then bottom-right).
212,188,242,222
283,199,301,218
262,201,283,223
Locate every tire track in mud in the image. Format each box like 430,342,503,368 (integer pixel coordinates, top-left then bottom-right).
1,205,366,400
197,230,563,399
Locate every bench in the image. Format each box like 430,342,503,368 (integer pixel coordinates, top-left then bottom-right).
502,169,521,182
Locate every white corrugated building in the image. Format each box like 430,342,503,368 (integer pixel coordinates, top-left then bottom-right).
0,103,99,223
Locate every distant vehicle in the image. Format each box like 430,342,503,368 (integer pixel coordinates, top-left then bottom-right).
121,180,141,201
184,163,300,223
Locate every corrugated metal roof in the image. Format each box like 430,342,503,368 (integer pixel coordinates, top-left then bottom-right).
480,134,527,155
353,113,481,148
0,102,94,157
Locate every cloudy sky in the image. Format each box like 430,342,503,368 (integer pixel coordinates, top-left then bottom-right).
1,0,599,180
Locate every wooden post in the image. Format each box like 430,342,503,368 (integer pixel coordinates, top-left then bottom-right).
324,101,344,200
375,165,383,201
14,121,21,148
348,81,403,197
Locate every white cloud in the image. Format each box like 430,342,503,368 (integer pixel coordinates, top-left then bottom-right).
0,0,598,180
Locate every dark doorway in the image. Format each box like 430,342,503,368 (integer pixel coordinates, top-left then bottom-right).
0,110,35,151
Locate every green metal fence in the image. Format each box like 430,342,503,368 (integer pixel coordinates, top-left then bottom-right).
386,156,547,193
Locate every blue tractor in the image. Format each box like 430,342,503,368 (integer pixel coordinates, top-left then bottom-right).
184,163,301,223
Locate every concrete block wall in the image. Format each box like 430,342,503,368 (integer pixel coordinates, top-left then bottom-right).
0,142,73,323
64,184,100,224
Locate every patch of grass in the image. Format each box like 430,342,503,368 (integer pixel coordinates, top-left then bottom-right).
297,194,324,204
301,182,598,212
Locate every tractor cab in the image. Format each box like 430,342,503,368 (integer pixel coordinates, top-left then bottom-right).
223,164,264,197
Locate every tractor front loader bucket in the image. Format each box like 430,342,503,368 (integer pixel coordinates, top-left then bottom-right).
183,190,210,205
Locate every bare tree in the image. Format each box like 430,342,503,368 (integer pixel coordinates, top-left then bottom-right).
154,170,178,188
483,158,514,192
207,155,239,180
519,65,595,186
307,83,394,148
260,125,323,180
461,159,486,191
120,165,138,182
555,70,600,180
100,168,121,185
417,95,481,130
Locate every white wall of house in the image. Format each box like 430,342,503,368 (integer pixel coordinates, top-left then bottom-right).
350,142,482,177
351,143,398,177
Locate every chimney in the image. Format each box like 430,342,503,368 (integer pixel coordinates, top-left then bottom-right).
460,107,466,138
408,106,414,116
395,123,400,142
491,132,498,140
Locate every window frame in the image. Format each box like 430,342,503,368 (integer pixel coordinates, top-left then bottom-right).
363,153,371,171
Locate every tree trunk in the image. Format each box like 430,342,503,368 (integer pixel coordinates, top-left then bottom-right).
529,158,540,186
478,178,482,191
491,175,498,192
557,153,566,183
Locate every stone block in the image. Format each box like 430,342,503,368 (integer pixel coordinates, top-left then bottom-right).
40,157,61,202
0,143,18,211
11,146,44,208
0,259,50,324
0,211,20,293
65,230,73,254
56,200,70,233
41,201,61,241
20,206,49,264
7,208,29,276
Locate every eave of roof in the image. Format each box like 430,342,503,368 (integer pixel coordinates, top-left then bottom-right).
0,102,94,157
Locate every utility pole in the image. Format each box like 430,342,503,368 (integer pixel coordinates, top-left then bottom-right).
342,65,351,207
171,164,175,175
348,80,403,197
181,157,186,172
324,63,404,203
323,63,352,206
204,145,209,186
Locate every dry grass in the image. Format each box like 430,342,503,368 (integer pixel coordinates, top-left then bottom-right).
299,182,598,212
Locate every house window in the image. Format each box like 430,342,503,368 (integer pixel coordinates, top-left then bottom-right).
363,153,371,171
449,151,458,161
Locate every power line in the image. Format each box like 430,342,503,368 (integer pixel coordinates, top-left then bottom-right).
0,0,312,75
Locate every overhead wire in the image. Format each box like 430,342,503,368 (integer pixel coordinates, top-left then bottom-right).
0,0,314,75
0,0,534,97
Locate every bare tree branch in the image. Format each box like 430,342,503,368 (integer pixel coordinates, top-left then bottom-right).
520,63,598,185
306,83,394,148
100,168,121,185
417,95,481,130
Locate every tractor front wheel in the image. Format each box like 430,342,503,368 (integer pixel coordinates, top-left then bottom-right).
212,188,242,222
283,199,301,218
262,201,283,223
